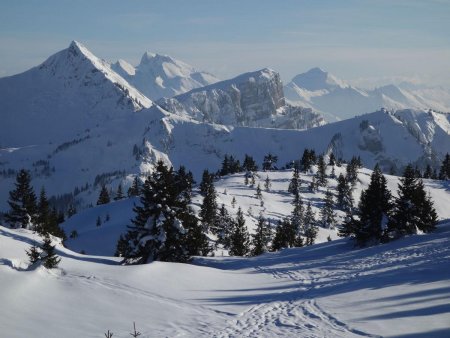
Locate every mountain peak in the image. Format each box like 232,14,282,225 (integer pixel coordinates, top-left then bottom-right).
139,52,179,68
291,67,347,91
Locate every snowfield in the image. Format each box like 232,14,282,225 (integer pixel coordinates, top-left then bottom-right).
1,219,449,337
1,167,446,337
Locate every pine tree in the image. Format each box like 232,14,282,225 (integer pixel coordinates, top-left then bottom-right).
243,154,258,172
346,158,360,186
5,169,37,228
255,184,263,200
262,153,278,171
423,164,433,179
328,153,336,166
231,197,236,208
215,204,234,248
199,171,218,232
127,177,141,197
184,211,211,257
320,189,336,228
290,191,304,246
300,149,316,172
97,185,111,205
200,170,213,195
388,165,438,238
342,164,392,246
41,234,61,269
288,167,300,195
251,214,271,256
26,244,41,265
264,175,271,191
336,174,353,213
303,202,317,246
36,187,51,235
315,155,327,187
229,207,250,256
114,183,124,201
439,153,450,180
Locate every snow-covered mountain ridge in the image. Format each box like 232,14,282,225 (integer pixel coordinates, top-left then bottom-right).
157,68,326,129
285,67,450,121
112,52,218,101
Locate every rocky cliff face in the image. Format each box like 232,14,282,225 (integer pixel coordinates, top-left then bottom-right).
157,68,324,130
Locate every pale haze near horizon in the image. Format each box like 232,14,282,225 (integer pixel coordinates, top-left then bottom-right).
0,0,449,88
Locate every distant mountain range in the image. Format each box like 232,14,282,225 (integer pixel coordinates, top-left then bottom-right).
0,41,449,212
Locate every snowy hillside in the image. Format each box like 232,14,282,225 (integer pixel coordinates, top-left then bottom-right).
61,165,450,257
1,216,449,337
0,41,151,147
157,68,326,130
285,68,450,121
112,52,218,101
1,105,449,212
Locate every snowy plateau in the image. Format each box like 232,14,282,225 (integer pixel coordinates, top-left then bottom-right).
1,41,450,337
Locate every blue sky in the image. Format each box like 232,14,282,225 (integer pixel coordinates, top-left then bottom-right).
1,0,449,86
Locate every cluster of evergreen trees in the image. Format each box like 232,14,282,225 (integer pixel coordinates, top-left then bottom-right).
339,164,437,246
5,169,63,268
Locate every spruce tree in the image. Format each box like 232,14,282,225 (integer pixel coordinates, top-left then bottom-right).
41,234,61,269
288,167,300,195
251,214,271,256
343,164,392,246
97,185,111,205
229,207,250,256
264,175,271,191
5,169,37,228
388,165,438,237
26,244,41,265
320,189,336,228
231,197,236,208
328,153,336,166
215,204,234,248
36,187,51,235
127,177,141,197
199,172,218,232
439,153,450,180
337,174,353,212
262,153,278,171
243,154,258,172
291,191,304,245
304,202,318,246
315,155,327,187
255,184,263,200
114,183,124,201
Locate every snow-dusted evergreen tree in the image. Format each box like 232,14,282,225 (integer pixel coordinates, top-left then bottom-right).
229,207,250,256
439,153,450,180
114,183,124,201
35,187,65,238
231,196,236,208
346,156,362,186
117,161,194,264
328,153,336,166
300,149,316,172
320,189,336,228
337,174,353,212
41,234,61,269
255,184,263,200
341,164,392,246
5,169,37,228
251,214,271,256
199,170,218,232
215,204,234,248
315,155,327,187
242,154,258,172
264,175,271,191
423,164,433,179
26,244,41,265
388,165,437,238
97,185,110,205
303,202,317,246
262,153,278,171
288,166,300,195
127,176,141,197
290,191,304,246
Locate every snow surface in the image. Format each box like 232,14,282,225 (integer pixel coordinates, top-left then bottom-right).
1,218,449,337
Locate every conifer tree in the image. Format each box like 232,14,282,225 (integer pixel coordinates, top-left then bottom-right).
315,155,327,187
199,171,218,232
388,165,437,237
36,187,51,234
328,153,336,166
303,202,318,246
291,191,304,246
251,214,271,256
97,185,110,205
255,184,263,200
262,153,278,171
423,164,433,179
342,164,392,246
439,153,450,180
264,175,271,191
231,197,236,208
320,189,336,228
26,244,41,265
200,170,213,195
243,154,258,172
288,167,300,195
127,177,141,197
337,174,353,212
215,204,234,248
229,207,250,256
114,183,124,201
5,169,37,228
41,234,61,269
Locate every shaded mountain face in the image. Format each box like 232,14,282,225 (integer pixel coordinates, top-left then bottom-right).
157,68,326,130
285,68,450,122
112,52,219,101
0,41,151,146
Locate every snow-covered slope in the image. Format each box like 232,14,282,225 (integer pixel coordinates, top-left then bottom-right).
1,105,449,212
157,68,326,130
285,68,450,121
0,41,152,146
1,217,449,337
112,52,218,100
